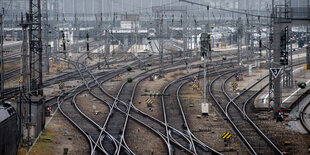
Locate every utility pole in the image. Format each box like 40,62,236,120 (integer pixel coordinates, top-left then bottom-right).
73,0,79,51
20,13,30,144
200,33,210,115
268,0,274,111
29,0,44,98
250,19,254,62
159,14,164,77
182,11,188,58
53,0,59,62
282,0,293,88
0,10,3,103
258,16,262,58
237,17,243,67
42,0,49,73
272,23,284,117
17,0,46,145
307,0,310,70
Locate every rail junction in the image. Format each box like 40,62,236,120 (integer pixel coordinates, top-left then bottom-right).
0,0,310,155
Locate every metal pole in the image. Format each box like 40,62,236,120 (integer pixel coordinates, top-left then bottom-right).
0,11,3,103
42,0,49,73
237,17,242,66
122,0,124,13
273,23,282,117
203,45,207,105
160,15,163,77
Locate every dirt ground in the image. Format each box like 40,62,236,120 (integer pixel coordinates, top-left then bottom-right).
19,111,89,155
125,119,168,155
75,91,110,126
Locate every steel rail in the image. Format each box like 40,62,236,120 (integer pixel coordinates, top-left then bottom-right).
74,62,120,155
101,65,231,154
219,70,282,154
56,52,131,154
300,101,310,134
74,52,138,154
209,70,258,154
177,81,198,153
162,77,197,154
47,44,274,154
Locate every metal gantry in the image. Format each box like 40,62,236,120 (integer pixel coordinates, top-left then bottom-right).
41,0,49,73
0,11,3,103
29,0,43,96
271,1,310,115
237,17,243,67
53,0,59,62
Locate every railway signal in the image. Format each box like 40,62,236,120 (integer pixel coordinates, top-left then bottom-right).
276,110,283,122
45,106,52,116
235,73,240,81
200,33,211,115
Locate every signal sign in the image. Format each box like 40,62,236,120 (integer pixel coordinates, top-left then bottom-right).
58,82,65,90
222,132,232,140
303,64,310,71
117,76,122,81
192,84,198,89
146,98,153,108
270,68,281,78
232,82,238,88
18,77,23,83
146,98,153,104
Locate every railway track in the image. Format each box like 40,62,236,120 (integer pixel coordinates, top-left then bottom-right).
162,71,229,155
56,45,270,154
57,49,157,154
56,52,140,154
68,50,268,154
57,54,107,154
55,43,204,154
4,68,19,80
1,52,137,100
299,99,310,134
96,56,189,154
209,70,283,155
99,62,239,154
208,61,307,154
21,32,305,155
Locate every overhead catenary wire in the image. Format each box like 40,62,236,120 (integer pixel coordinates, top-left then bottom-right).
179,0,310,20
